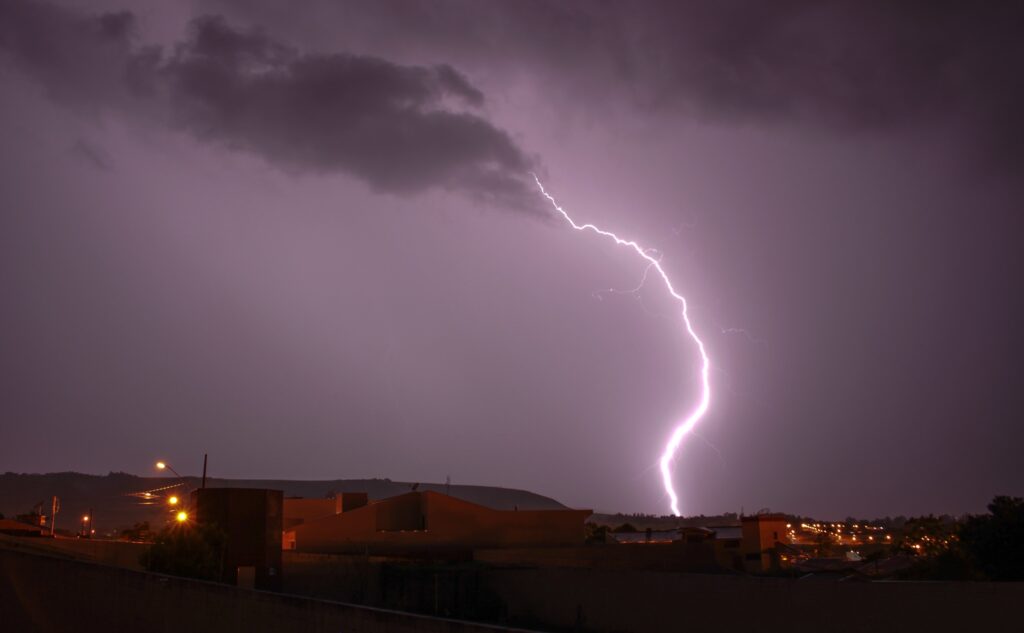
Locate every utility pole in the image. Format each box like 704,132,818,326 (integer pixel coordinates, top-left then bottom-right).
201,453,208,489
49,496,59,537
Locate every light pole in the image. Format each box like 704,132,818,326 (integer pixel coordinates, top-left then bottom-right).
155,460,193,493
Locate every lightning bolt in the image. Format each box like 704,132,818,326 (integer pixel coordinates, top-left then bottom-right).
533,175,711,517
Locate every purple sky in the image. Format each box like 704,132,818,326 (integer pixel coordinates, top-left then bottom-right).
1,0,1022,519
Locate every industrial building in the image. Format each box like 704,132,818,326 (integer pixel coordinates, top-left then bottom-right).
193,487,283,590
283,490,591,555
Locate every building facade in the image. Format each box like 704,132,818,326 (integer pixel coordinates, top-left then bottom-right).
284,490,590,555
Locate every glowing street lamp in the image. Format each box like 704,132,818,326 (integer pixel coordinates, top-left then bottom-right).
155,460,184,479
155,459,193,495
175,511,189,523
80,513,92,538
168,495,179,506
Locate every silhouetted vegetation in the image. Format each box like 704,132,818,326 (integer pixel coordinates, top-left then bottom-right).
959,496,1024,581
812,530,834,558
140,522,226,581
584,522,611,543
894,514,957,557
897,496,1024,581
591,512,741,530
119,521,155,542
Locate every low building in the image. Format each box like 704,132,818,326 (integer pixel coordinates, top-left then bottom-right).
284,490,590,555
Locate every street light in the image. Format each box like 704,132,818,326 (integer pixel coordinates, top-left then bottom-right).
175,511,189,523
155,460,192,493
168,496,179,506
155,460,184,479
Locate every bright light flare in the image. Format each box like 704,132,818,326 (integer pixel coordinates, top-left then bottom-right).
155,461,166,470
168,496,179,506
175,511,188,523
533,175,711,516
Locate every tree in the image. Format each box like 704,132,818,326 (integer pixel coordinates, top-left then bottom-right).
120,521,154,542
813,530,834,558
895,515,954,557
959,496,1024,581
140,522,226,581
584,522,611,544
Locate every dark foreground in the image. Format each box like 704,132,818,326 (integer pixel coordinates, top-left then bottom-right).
2,536,1022,633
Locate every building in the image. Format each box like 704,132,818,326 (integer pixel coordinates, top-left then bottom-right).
741,513,790,572
283,493,368,531
0,518,45,537
284,490,591,555
192,487,283,590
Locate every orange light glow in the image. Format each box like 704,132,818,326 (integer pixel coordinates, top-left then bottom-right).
175,511,188,523
168,496,179,506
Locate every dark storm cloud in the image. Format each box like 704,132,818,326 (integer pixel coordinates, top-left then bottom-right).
209,0,1024,172
0,0,537,210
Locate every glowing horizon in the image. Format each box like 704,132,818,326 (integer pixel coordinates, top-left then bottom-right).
533,175,711,516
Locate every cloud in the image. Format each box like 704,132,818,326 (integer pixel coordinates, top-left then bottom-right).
0,1,539,212
205,0,1024,173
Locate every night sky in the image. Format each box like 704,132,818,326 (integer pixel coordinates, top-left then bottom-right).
1,0,1022,519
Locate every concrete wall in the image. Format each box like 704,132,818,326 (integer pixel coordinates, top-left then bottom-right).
281,549,1024,633
486,567,1024,633
13,536,149,570
284,552,503,621
283,498,337,530
0,543,532,633
474,543,719,572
